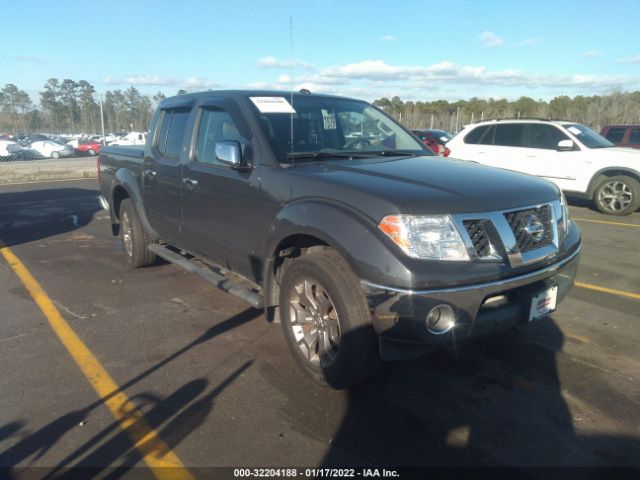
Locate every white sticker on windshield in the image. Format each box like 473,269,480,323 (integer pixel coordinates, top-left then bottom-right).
250,96,296,114
321,109,337,130
567,126,582,136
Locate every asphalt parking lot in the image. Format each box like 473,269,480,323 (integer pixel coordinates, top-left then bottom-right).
0,179,639,477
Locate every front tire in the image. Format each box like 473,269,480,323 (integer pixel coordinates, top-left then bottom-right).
88,149,96,156
119,199,156,268
51,151,60,159
594,176,640,215
279,249,380,389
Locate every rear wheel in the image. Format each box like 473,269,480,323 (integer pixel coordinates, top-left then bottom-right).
119,199,156,268
51,151,60,159
594,176,640,215
279,249,380,388
88,149,96,156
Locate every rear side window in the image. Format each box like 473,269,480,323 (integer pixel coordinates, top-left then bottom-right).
464,125,486,144
464,125,496,145
527,124,569,149
604,127,626,143
628,127,640,145
156,108,190,159
494,124,526,147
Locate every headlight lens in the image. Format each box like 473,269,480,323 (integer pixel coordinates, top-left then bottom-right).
378,215,470,261
559,192,571,242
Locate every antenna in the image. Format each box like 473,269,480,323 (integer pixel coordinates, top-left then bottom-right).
289,16,294,161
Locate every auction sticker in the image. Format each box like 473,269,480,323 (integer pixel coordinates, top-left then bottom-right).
250,96,296,114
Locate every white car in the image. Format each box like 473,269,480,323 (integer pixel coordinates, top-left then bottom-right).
447,119,640,215
0,140,19,157
108,131,147,146
30,140,74,159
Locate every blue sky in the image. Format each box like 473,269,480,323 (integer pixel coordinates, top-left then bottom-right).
3,0,640,104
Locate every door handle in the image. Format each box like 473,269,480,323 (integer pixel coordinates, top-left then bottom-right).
183,178,198,189
143,169,156,178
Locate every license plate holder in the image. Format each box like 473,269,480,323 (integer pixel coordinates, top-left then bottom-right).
528,285,558,322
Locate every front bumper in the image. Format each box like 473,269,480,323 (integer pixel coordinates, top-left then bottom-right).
361,245,581,361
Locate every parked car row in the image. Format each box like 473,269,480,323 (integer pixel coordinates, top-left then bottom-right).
0,131,147,161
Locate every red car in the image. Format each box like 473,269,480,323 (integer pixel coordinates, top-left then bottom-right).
600,125,640,149
74,141,102,156
411,129,452,156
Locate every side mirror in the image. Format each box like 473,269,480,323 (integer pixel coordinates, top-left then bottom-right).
557,139,576,151
215,141,244,168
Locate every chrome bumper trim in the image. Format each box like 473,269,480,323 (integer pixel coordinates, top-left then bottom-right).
361,244,581,296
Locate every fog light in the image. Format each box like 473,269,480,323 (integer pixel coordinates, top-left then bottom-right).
426,304,455,334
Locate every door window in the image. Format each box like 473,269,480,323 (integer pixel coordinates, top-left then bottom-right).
493,124,526,147
156,108,190,159
527,124,570,149
464,125,494,144
604,127,626,143
195,109,243,166
629,128,640,145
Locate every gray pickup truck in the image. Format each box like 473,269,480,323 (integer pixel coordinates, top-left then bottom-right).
98,90,581,388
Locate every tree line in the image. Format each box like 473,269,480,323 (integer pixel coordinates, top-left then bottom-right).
1,80,639,135
0,79,185,135
373,91,640,133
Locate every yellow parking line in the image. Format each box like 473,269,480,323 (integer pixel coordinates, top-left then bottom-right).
0,244,194,480
575,281,640,301
573,218,640,228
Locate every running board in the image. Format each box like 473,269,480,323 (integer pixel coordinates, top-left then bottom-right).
147,244,263,309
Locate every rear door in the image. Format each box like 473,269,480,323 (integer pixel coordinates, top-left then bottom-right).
181,97,264,280
142,106,192,244
519,123,582,191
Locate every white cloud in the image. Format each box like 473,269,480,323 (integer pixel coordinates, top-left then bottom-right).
617,54,640,64
102,75,221,89
254,59,640,100
379,35,395,42
479,31,504,48
256,56,315,69
514,38,543,47
581,50,603,58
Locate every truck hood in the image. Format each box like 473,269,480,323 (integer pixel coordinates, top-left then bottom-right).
290,156,560,215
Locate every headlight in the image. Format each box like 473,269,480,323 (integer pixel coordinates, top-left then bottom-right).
378,215,470,261
559,192,571,242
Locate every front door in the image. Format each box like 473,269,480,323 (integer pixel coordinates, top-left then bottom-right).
181,100,264,281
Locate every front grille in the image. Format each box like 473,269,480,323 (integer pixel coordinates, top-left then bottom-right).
504,205,553,253
463,220,492,257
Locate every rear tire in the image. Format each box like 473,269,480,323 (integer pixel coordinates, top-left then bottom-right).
51,151,60,159
88,149,96,156
119,199,156,268
594,176,640,215
279,249,381,389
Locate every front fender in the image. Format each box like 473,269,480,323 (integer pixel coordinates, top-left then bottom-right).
110,169,159,240
261,199,411,307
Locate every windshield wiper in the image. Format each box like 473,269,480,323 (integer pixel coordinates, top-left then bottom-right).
285,151,371,161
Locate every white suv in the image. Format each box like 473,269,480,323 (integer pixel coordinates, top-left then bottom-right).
447,119,640,215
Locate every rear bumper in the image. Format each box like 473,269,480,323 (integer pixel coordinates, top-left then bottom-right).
361,245,581,360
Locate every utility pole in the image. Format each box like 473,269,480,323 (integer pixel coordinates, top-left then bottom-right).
99,93,106,145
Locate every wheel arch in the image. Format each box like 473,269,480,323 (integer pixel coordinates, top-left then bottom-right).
587,168,640,197
261,201,372,322
109,169,159,239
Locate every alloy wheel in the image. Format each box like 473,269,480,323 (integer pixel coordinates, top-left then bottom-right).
598,180,633,213
288,277,341,367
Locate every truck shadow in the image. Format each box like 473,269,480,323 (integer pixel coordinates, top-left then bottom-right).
0,187,102,248
320,318,639,469
0,309,260,478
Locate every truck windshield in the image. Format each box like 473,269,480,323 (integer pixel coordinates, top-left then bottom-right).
563,123,615,149
250,95,430,163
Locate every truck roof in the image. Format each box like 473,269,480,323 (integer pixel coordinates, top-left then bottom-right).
159,89,358,108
